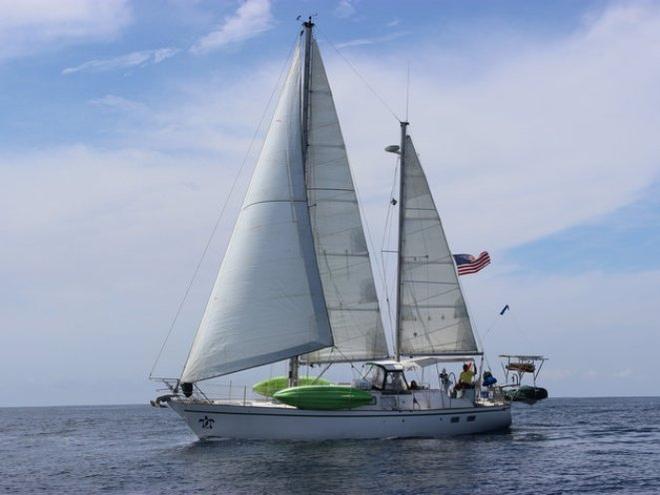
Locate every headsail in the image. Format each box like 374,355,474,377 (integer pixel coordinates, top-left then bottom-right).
180,26,389,382
302,39,388,363
397,135,479,356
180,44,333,383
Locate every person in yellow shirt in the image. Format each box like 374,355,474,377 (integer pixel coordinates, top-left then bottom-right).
456,363,475,390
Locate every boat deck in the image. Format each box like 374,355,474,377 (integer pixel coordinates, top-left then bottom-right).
181,388,506,412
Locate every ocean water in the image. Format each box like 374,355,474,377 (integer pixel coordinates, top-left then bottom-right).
1,397,659,494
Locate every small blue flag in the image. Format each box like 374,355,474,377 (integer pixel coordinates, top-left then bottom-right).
499,305,510,316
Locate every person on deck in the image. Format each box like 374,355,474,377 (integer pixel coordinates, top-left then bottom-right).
482,371,497,387
455,363,475,390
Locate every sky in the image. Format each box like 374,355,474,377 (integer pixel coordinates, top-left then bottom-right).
1,0,659,407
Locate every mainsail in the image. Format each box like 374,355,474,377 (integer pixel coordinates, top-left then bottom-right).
181,26,387,383
397,134,479,356
181,45,332,383
303,39,388,363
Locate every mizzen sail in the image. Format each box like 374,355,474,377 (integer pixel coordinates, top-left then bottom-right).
397,135,479,356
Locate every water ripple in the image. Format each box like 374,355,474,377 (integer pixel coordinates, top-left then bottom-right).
0,397,659,494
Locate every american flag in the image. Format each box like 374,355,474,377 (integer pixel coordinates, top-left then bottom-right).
453,251,491,276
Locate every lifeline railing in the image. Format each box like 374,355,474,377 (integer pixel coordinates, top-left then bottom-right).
191,381,270,406
154,378,270,406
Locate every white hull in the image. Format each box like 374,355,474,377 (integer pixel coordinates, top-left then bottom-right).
169,399,511,440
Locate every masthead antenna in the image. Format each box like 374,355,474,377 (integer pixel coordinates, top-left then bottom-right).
302,14,316,28
405,61,410,122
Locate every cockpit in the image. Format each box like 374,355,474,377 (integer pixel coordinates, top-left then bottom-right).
364,362,410,393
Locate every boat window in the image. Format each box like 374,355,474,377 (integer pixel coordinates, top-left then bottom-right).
383,371,407,392
451,417,460,423
366,366,385,390
467,415,476,422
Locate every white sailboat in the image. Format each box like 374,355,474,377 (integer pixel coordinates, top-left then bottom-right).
153,19,511,440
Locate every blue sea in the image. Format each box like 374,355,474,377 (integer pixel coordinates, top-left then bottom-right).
1,397,659,494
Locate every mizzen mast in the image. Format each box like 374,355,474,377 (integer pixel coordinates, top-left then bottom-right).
394,121,408,362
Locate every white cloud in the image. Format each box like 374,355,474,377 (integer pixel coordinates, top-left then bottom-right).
3,143,657,400
335,0,356,19
543,368,575,381
321,2,660,253
0,145,240,405
335,31,408,49
612,368,633,378
63,47,179,75
4,2,660,404
460,268,660,396
0,0,132,61
89,95,150,113
191,0,273,54
82,60,288,157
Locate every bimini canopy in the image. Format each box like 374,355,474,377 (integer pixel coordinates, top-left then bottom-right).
401,355,481,370
365,360,405,372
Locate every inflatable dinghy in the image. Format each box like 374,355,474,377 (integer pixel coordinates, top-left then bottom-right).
504,385,548,404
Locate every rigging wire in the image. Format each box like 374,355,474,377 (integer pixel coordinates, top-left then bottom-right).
152,29,418,379
480,304,534,373
312,35,484,368
305,345,370,380
479,310,501,373
312,31,408,343
481,310,503,345
351,167,390,340
509,307,534,347
316,30,402,123
313,28,405,357
380,156,401,339
148,34,300,380
302,37,389,364
315,29,413,344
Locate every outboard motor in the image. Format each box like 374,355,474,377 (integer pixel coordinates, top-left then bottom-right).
181,382,193,398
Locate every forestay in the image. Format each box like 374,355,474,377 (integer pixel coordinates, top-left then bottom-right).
302,39,388,363
397,136,478,356
180,45,333,383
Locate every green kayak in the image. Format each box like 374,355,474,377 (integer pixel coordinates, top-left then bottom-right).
252,376,332,397
274,385,373,410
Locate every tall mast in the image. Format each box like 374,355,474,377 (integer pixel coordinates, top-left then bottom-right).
288,17,315,388
301,17,314,155
395,121,409,362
